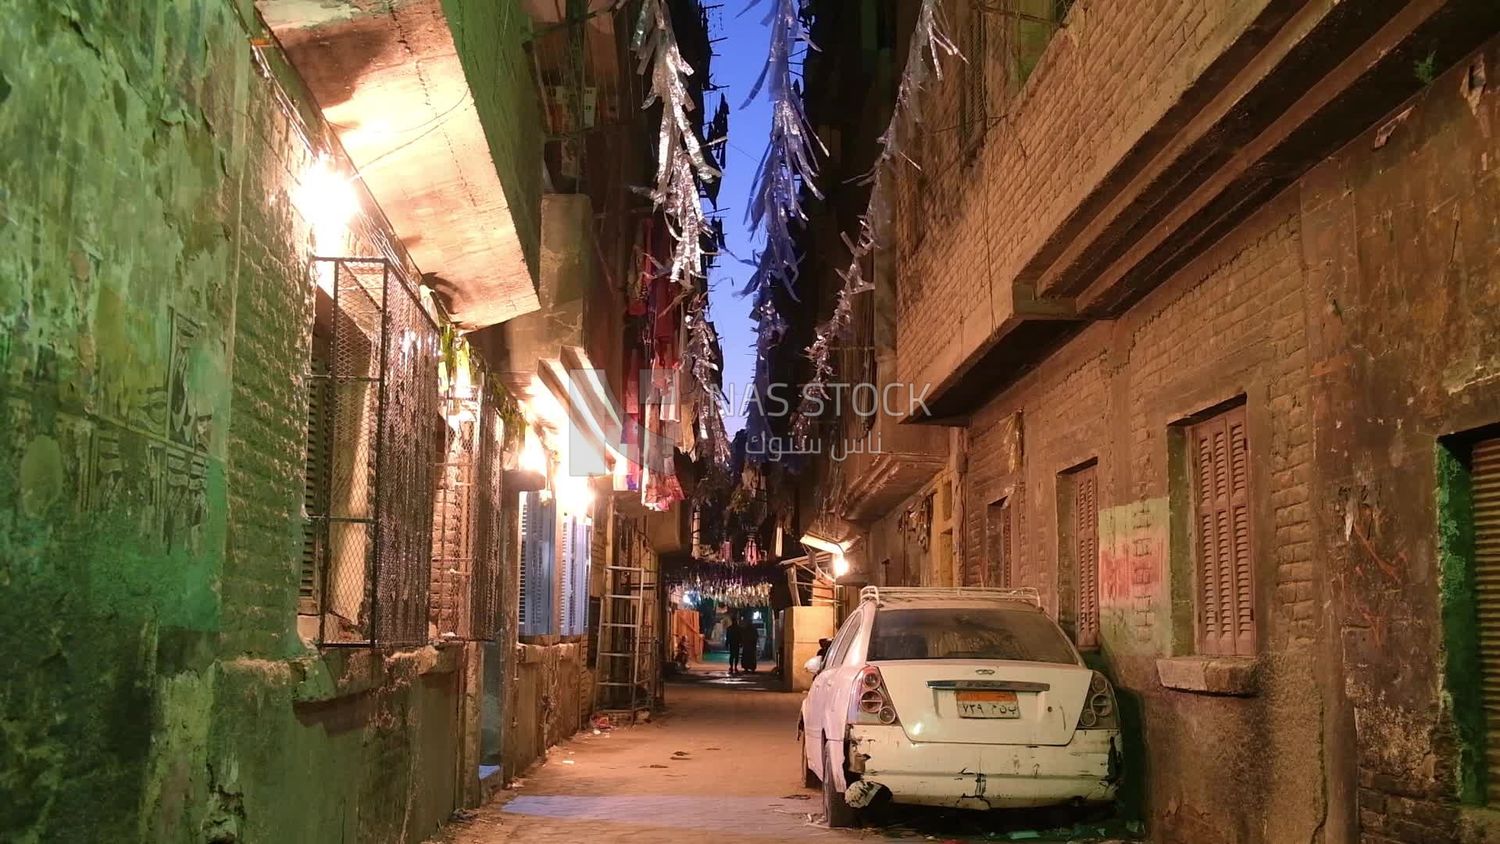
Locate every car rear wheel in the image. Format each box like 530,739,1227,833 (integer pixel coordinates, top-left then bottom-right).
799,729,819,788
821,741,858,828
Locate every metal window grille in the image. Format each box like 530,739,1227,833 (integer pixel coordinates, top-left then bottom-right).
959,1,988,157
1070,463,1101,649
428,372,505,642
305,257,440,647
1189,404,1254,657
987,497,1014,587
520,491,557,637
471,394,504,640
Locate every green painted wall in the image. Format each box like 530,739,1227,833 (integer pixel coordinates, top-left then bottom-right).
0,2,469,841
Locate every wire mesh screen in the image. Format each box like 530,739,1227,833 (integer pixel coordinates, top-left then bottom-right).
430,413,476,639
308,257,438,647
428,383,504,642
375,262,441,646
471,395,504,640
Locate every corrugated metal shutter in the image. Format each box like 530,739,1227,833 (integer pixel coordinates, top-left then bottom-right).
1190,405,1254,656
1075,464,1100,649
1472,436,1500,801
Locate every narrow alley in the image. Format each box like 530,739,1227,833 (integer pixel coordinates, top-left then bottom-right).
435,667,1135,844
4,1,1499,842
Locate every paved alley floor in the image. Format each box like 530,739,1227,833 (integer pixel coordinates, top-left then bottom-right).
433,666,1137,843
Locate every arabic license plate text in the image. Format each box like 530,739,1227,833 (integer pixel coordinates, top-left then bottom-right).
955,690,1020,719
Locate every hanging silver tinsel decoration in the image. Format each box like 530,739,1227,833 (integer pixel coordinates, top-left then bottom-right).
636,0,720,289
741,0,825,301
791,0,958,440
684,296,733,467
634,0,731,467
741,0,825,457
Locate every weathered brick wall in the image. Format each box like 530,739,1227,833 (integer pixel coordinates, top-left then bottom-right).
1301,39,1500,844
953,190,1320,841
894,0,1277,392
891,24,1500,844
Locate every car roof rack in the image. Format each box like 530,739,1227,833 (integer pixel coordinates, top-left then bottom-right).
859,585,1043,608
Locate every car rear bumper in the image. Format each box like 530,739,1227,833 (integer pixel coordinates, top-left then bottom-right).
845,725,1120,810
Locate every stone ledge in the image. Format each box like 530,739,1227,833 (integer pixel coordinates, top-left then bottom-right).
288,644,460,704
1156,656,1259,696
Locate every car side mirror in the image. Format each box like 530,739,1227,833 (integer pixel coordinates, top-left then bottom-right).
803,655,824,674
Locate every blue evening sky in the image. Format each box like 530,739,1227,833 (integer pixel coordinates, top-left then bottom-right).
706,4,778,435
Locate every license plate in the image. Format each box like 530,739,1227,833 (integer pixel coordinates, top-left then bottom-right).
955,689,1020,719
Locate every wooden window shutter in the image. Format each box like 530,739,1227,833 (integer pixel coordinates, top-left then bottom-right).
518,492,531,634
559,514,591,637
561,515,576,636
1075,464,1100,649
519,492,557,637
1190,405,1254,656
300,349,331,614
1472,437,1500,802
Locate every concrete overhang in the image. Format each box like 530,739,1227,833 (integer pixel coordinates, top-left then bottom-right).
258,0,540,329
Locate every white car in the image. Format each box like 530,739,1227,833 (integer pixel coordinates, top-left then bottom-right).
797,586,1121,826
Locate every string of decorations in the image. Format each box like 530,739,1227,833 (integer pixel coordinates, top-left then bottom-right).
671,581,772,608
633,0,732,467
742,0,824,452
635,0,718,290
790,0,959,441
740,0,824,301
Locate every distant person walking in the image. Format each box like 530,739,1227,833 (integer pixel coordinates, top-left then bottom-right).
724,611,742,676
739,615,760,674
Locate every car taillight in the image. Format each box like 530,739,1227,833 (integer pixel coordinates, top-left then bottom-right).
1075,671,1119,731
849,665,900,726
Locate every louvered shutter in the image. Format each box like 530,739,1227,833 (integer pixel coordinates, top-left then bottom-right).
520,492,558,636
1472,437,1500,801
518,492,531,634
300,352,331,613
561,515,577,636
1075,465,1100,649
1191,406,1254,656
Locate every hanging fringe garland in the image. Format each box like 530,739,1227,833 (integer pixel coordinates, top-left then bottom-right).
740,0,824,301
635,0,719,289
790,0,959,442
684,294,733,467
634,0,732,468
741,0,825,455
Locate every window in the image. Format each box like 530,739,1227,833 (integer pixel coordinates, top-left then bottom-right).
1187,403,1254,656
560,511,593,637
826,607,865,668
1440,430,1500,804
428,379,505,641
959,1,988,158
869,607,1077,664
519,491,593,640
987,496,1015,586
302,257,441,647
1058,461,1100,648
1011,0,1069,84
519,490,557,637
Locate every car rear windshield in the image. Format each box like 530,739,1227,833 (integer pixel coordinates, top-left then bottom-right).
868,607,1078,664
